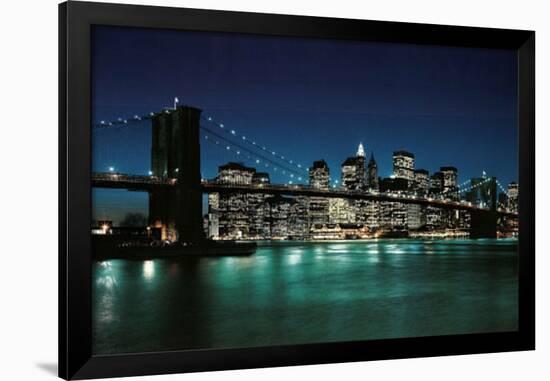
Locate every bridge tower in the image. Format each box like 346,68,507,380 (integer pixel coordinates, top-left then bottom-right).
469,176,497,239
149,106,204,243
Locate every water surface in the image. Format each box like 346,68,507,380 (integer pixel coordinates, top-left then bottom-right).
93,239,518,354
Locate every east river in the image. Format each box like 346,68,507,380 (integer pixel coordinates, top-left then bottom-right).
93,239,518,355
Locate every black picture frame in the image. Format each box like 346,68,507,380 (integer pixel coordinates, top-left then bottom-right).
59,1,535,379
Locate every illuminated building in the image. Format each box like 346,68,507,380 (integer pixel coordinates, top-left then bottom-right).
379,177,408,231
413,169,430,196
214,162,256,239
218,162,255,184
412,169,430,229
248,172,271,239
207,193,220,239
308,160,330,227
393,150,415,182
341,145,378,227
289,196,309,239
440,166,458,200
309,160,330,189
341,144,366,190
329,198,356,224
267,195,294,239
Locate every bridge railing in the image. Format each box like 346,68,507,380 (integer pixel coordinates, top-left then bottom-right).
92,172,177,186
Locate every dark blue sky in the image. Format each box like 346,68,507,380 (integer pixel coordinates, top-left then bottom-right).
92,26,518,223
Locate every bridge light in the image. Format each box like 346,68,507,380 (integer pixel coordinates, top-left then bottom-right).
219,124,224,128
100,120,105,124
236,151,240,155
230,130,235,135
297,164,301,168
272,151,276,155
290,160,293,164
255,159,260,164
148,170,153,176
108,167,115,172
226,146,230,150
208,117,212,121
290,174,294,178
298,177,302,181
175,168,179,172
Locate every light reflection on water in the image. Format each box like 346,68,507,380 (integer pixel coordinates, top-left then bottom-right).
93,239,518,355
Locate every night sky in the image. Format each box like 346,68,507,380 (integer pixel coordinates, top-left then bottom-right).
92,26,518,224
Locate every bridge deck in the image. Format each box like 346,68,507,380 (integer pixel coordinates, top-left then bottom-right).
91,172,517,217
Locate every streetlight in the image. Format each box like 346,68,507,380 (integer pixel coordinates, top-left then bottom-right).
108,166,115,172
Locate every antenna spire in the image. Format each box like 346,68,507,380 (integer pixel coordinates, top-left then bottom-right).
357,142,365,157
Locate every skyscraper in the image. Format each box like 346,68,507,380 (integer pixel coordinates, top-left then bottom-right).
379,177,408,231
308,160,330,227
440,166,458,200
411,169,430,229
215,162,256,239
329,198,356,224
393,150,415,183
248,172,271,239
429,171,444,195
367,153,379,190
266,195,295,239
341,145,377,228
341,145,367,190
413,169,430,196
309,160,330,189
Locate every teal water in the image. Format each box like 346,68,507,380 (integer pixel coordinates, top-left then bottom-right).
93,239,518,355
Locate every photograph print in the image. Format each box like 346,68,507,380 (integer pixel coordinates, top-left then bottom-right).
91,25,519,355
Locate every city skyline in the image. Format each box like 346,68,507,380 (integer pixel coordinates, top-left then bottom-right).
92,26,518,223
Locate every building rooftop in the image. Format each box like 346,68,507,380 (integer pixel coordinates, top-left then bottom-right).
311,160,329,169
252,172,270,183
393,150,415,158
368,152,377,165
440,166,458,172
342,156,364,167
219,162,256,172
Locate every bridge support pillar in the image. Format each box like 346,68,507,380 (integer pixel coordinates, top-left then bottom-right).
149,106,204,243
469,177,498,239
469,211,497,239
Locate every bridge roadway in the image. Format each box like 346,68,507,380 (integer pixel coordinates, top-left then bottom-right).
91,172,517,217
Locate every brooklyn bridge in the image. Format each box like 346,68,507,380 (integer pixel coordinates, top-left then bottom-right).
92,105,518,242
